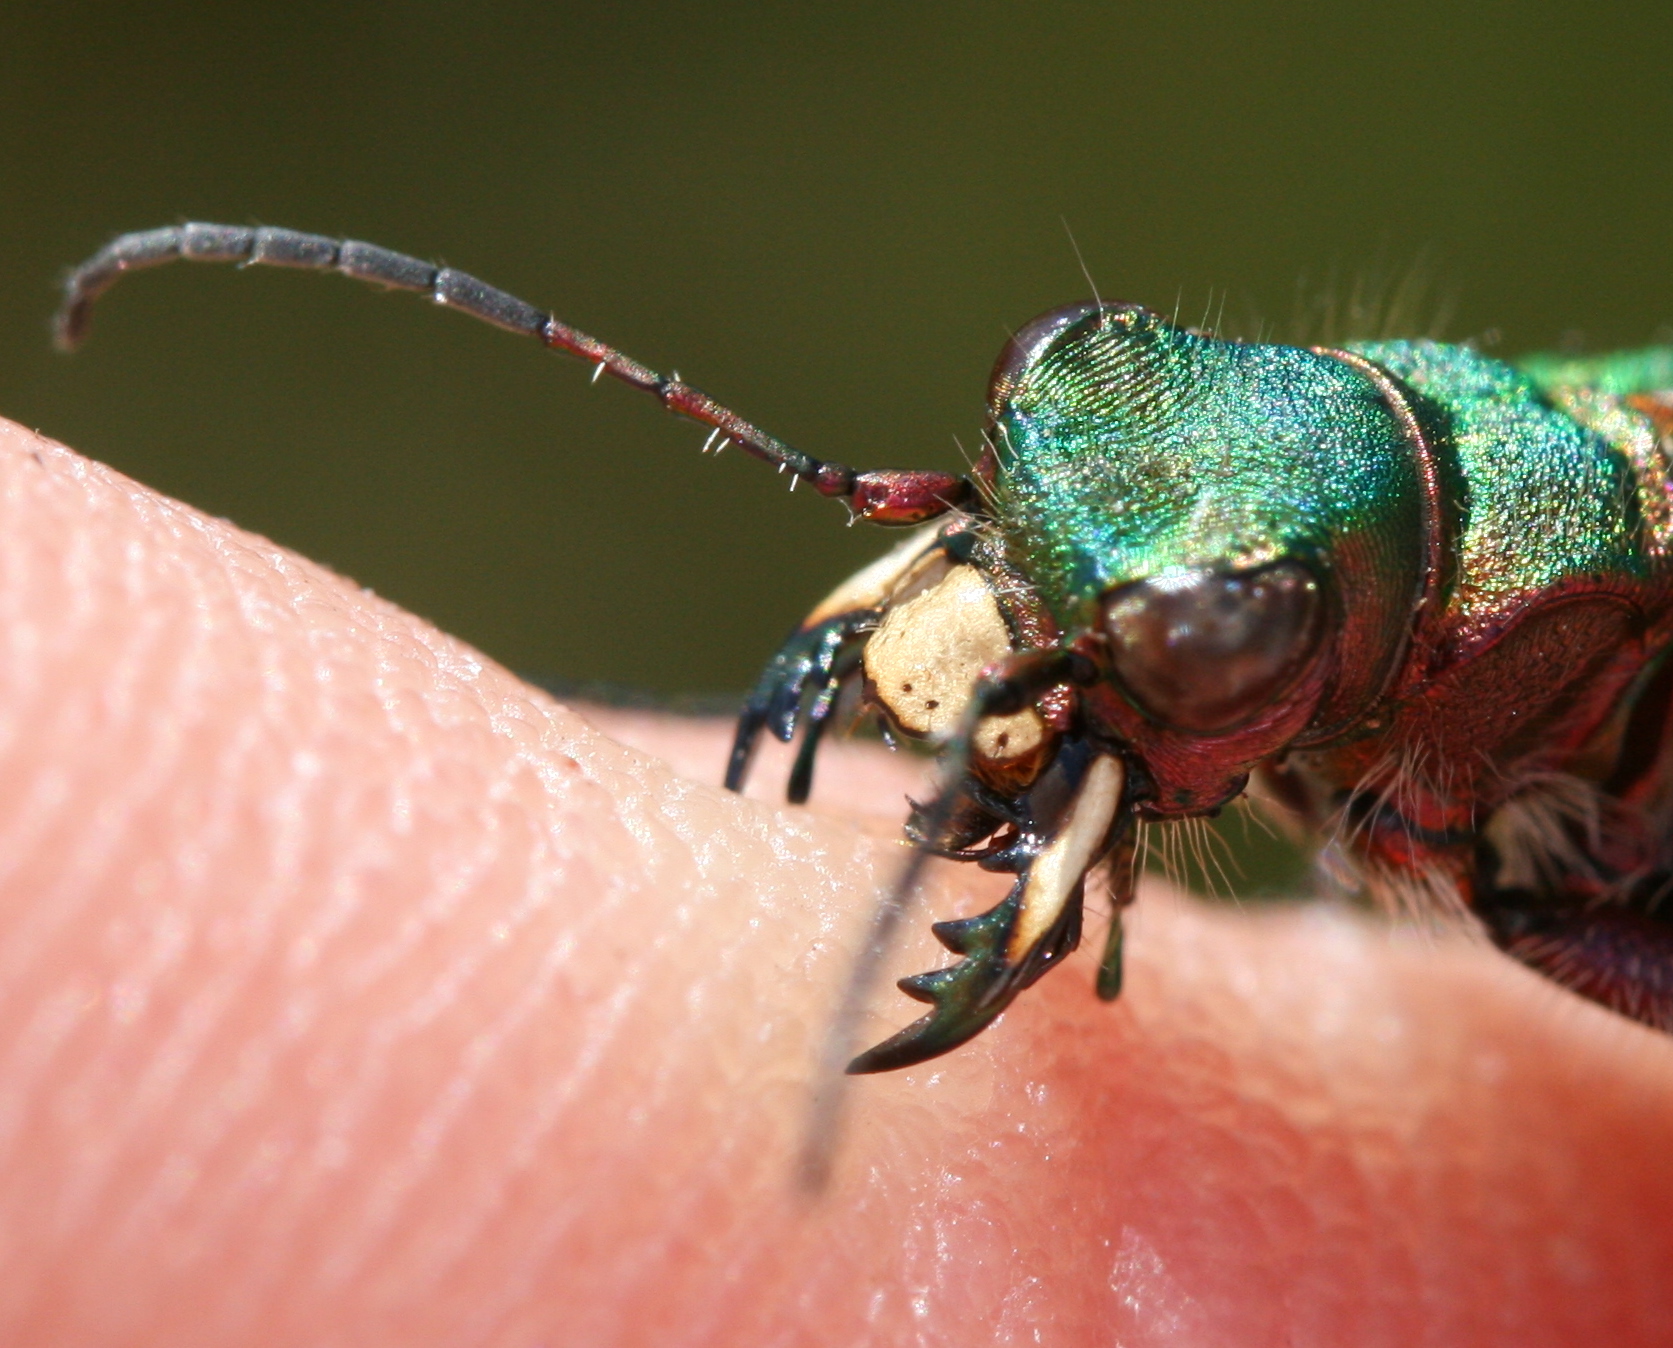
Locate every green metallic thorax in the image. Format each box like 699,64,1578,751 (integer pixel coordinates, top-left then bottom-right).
1353,339,1673,654
992,311,1423,630
993,314,1673,645
991,310,1431,741
988,308,1673,822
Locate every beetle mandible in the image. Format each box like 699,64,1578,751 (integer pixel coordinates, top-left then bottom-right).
55,224,1673,1073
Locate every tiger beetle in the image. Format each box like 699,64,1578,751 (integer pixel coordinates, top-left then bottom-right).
55,224,1673,1078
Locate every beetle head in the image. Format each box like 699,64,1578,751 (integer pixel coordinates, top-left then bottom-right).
985,303,1430,814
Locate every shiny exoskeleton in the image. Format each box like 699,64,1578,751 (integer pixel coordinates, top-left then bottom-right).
56,225,1673,1073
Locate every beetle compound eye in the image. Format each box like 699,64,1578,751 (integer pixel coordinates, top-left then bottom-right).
987,301,1134,414
1101,561,1325,732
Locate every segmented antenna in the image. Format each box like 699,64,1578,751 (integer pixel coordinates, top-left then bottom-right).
55,223,974,525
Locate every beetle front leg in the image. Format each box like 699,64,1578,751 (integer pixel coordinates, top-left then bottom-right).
726,522,955,799
785,639,866,804
848,739,1127,1074
725,611,873,797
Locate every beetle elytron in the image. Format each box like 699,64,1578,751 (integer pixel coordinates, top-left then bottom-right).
56,224,1673,1071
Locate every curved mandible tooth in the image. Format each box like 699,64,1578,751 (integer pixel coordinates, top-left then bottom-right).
844,893,1021,1073
845,753,1126,1075
829,653,1096,1083
1007,755,1125,962
931,905,1012,956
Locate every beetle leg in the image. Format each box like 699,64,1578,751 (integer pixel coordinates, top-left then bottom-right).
56,225,981,526
1095,828,1139,1001
727,522,955,797
797,647,1100,1184
1477,888,1673,1033
785,641,865,804
725,613,872,795
1474,800,1673,1033
847,744,1126,1073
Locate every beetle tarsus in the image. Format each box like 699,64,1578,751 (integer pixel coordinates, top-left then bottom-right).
725,611,872,796
786,643,863,804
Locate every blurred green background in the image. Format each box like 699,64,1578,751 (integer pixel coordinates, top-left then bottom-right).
3,0,1670,717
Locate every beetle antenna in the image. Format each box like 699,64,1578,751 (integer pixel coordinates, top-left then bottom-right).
798,646,1096,1191
55,223,978,527
799,771,958,1190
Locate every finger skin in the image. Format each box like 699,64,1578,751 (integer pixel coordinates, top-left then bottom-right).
0,417,1669,1347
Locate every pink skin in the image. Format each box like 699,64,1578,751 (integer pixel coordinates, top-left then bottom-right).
0,416,1669,1346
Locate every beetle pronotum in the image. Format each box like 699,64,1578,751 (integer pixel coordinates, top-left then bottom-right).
56,224,1673,1090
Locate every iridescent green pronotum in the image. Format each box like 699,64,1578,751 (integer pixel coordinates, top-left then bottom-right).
55,225,1673,1077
